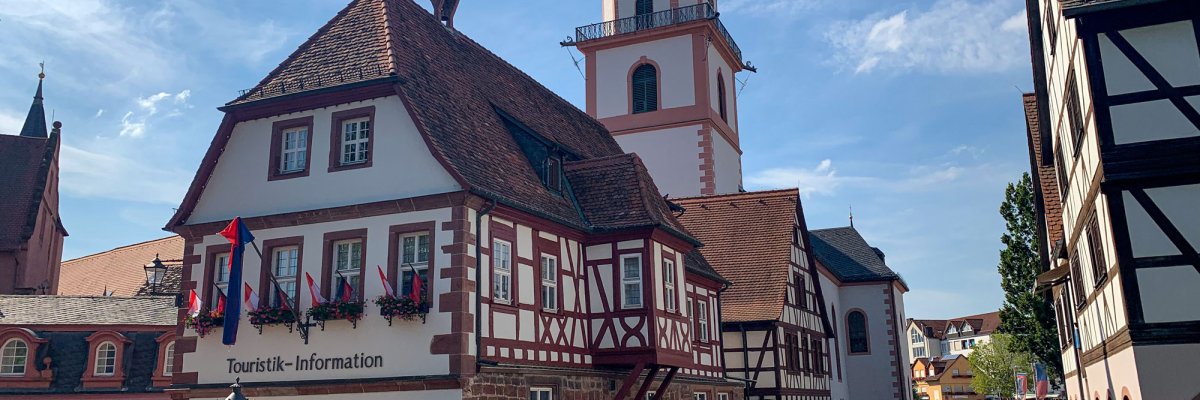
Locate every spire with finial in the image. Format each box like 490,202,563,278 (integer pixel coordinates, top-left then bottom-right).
19,63,48,138
849,204,854,228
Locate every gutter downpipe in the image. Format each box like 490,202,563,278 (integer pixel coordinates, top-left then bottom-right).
474,198,498,373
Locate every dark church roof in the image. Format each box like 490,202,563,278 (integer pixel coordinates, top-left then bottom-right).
169,0,697,248
809,227,905,286
0,78,60,250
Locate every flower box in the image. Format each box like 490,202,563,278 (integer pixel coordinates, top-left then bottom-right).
375,295,430,325
248,306,297,334
307,300,366,329
184,309,224,338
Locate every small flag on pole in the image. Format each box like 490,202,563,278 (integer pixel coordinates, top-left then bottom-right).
378,265,394,297
409,270,423,303
306,272,327,305
1015,373,1028,397
1034,363,1049,399
243,283,260,312
217,217,255,346
336,275,353,303
187,289,201,318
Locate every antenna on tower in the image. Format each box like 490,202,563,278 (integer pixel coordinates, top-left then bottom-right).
564,47,586,81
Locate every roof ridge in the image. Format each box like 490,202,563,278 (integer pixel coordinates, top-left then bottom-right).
673,188,799,203
810,225,855,232
563,153,634,170
61,235,181,265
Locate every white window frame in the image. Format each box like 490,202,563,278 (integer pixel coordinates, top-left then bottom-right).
279,126,308,173
718,394,729,400
273,247,299,306
163,341,175,376
911,328,924,344
212,253,230,310
541,254,558,311
698,300,709,342
530,386,553,400
0,339,28,376
695,393,708,400
334,239,363,298
663,259,676,312
400,232,431,298
339,117,370,165
621,254,643,309
492,240,512,303
94,341,117,376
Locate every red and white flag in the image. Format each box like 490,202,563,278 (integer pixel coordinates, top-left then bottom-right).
378,265,394,297
187,289,201,317
306,272,327,304
409,269,423,303
243,283,260,312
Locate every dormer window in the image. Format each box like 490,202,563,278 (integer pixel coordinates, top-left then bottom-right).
544,156,562,192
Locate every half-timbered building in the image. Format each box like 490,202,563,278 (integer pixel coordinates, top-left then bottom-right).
1025,0,1200,399
164,1,742,399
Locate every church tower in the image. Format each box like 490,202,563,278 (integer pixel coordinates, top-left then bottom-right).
569,0,751,197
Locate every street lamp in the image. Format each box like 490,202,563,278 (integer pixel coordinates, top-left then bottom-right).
226,378,248,400
144,253,168,294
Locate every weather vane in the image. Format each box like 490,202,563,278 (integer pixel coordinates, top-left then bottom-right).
39,61,45,79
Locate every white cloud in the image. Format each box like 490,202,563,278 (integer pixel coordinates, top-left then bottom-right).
1001,10,1028,32
174,89,191,104
721,0,818,16
0,110,24,135
746,159,862,197
94,109,104,118
826,0,1029,74
119,111,145,138
136,92,172,115
59,145,189,204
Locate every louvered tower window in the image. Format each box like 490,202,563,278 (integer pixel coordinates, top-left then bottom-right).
717,74,728,122
632,64,658,114
636,0,653,16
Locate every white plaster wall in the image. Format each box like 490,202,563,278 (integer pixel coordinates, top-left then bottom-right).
262,390,461,400
189,96,461,224
816,271,849,400
839,283,898,400
1132,343,1200,399
1075,345,1141,400
710,127,742,195
613,124,701,198
183,208,454,384
595,35,696,119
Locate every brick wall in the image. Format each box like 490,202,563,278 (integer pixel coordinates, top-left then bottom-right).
463,368,744,400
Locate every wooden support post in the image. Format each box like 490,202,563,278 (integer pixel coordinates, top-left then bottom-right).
614,362,646,400
649,367,679,400
633,365,661,400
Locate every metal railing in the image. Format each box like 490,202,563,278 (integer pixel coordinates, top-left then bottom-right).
572,3,742,65
236,63,390,102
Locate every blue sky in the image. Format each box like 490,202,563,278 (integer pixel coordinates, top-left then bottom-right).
0,0,1033,319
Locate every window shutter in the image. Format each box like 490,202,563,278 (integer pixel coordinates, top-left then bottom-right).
632,64,658,114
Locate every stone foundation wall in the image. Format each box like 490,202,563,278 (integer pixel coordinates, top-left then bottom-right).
463,368,744,400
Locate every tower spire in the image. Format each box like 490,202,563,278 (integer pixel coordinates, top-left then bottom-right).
19,64,48,138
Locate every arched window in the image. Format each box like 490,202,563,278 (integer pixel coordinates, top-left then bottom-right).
0,339,28,375
94,342,117,376
717,74,728,122
162,342,175,376
847,310,869,354
632,64,658,114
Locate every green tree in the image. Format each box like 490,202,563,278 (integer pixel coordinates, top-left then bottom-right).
997,173,1063,380
969,334,1034,398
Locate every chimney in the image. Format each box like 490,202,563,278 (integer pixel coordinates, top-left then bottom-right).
430,0,460,28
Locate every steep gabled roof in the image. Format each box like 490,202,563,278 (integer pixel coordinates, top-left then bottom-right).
911,319,950,339
1024,94,1064,251
564,154,694,240
171,0,643,235
809,227,904,286
58,236,185,297
673,189,802,322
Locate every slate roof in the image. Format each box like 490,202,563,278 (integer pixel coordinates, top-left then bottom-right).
808,227,904,285
59,236,185,297
0,295,176,326
0,133,55,250
1024,94,1064,249
911,319,950,340
674,189,801,322
171,0,698,244
913,311,1001,340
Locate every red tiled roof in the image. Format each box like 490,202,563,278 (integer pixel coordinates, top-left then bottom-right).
171,0,630,232
564,154,693,239
0,134,53,249
1024,94,1063,246
58,236,184,297
673,189,801,322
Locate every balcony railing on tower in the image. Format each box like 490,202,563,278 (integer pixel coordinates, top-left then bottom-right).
569,3,743,66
